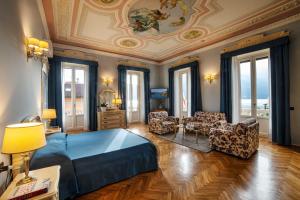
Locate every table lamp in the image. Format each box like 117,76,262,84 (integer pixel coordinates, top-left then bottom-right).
42,109,57,129
112,98,122,109
2,123,46,185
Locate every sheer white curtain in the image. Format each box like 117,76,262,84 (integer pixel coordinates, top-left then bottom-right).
174,71,180,117
232,56,241,123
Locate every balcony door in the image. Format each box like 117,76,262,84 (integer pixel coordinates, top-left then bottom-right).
174,68,191,119
126,70,145,123
238,51,270,135
62,62,89,131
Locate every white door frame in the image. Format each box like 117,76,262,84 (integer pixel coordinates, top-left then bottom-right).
237,50,270,135
175,68,191,119
126,70,142,123
62,62,89,131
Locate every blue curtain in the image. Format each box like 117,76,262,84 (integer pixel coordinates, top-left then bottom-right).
48,58,63,128
220,56,232,122
270,42,291,145
117,65,150,123
168,61,202,116
220,36,290,145
48,56,98,131
168,70,174,116
118,67,127,111
88,62,98,131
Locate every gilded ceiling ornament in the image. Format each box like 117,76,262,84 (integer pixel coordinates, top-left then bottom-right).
183,30,202,40
120,39,138,48
93,0,116,5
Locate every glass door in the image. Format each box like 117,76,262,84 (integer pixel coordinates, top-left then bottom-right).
126,71,140,123
62,63,89,131
177,69,191,119
239,53,270,135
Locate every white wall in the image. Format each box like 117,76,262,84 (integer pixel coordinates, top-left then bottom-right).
160,20,300,146
0,0,46,180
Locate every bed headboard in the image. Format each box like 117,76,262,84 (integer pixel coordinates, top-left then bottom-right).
12,115,43,177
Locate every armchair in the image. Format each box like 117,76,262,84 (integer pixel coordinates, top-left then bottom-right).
148,111,179,134
209,118,259,159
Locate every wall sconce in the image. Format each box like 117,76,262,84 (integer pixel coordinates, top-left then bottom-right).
26,37,50,62
204,74,216,84
103,78,113,87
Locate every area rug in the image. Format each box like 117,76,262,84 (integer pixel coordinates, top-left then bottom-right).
158,132,212,153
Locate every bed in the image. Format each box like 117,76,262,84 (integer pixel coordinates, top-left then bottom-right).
29,128,158,200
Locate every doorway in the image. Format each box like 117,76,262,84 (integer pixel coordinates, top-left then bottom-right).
237,50,270,136
126,70,145,123
62,62,89,131
174,68,191,119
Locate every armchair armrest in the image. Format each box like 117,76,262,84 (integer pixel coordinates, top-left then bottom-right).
245,123,259,146
182,117,196,125
213,120,228,129
166,116,179,124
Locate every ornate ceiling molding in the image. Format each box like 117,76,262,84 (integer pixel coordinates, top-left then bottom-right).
222,31,289,53
43,0,300,64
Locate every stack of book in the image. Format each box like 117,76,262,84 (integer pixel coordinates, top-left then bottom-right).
8,178,51,200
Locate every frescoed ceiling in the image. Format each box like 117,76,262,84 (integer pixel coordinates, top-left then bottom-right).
42,0,300,63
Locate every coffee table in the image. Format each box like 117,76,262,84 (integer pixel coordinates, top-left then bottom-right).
185,124,202,144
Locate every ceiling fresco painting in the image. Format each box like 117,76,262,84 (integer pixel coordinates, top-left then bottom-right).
43,0,300,63
128,0,195,34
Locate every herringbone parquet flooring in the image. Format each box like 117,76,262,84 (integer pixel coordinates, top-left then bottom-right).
78,123,300,200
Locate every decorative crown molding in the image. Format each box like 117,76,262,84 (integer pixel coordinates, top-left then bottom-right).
222,31,289,53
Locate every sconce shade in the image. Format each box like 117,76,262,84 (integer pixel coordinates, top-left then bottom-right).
204,74,216,84
27,37,40,48
34,47,43,55
2,123,46,154
42,109,57,119
103,78,113,87
39,40,49,51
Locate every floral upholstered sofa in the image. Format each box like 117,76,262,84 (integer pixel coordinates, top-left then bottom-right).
148,111,179,134
209,118,259,159
182,111,227,136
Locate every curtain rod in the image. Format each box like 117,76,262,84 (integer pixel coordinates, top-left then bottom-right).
222,31,289,53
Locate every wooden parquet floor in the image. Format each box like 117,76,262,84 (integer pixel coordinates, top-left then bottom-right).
78,123,300,200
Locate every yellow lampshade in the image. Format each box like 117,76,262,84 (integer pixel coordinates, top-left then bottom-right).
2,123,46,154
42,109,57,119
39,40,49,51
27,37,40,48
112,98,122,105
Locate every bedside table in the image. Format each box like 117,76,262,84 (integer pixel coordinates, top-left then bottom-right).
45,127,62,135
0,166,60,200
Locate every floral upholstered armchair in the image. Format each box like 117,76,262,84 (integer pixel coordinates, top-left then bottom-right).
209,118,259,159
182,111,227,136
148,111,179,134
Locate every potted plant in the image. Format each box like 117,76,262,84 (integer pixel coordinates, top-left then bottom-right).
100,102,108,112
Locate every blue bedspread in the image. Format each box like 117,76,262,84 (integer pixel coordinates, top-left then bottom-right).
30,129,158,200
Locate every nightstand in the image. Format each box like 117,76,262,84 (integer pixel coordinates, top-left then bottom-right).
45,127,62,135
0,166,60,200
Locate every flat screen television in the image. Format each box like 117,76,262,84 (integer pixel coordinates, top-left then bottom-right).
150,88,168,99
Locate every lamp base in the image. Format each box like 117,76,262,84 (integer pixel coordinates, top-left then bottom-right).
16,176,37,186
17,153,36,186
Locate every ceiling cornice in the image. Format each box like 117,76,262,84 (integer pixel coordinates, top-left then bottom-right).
44,0,300,65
